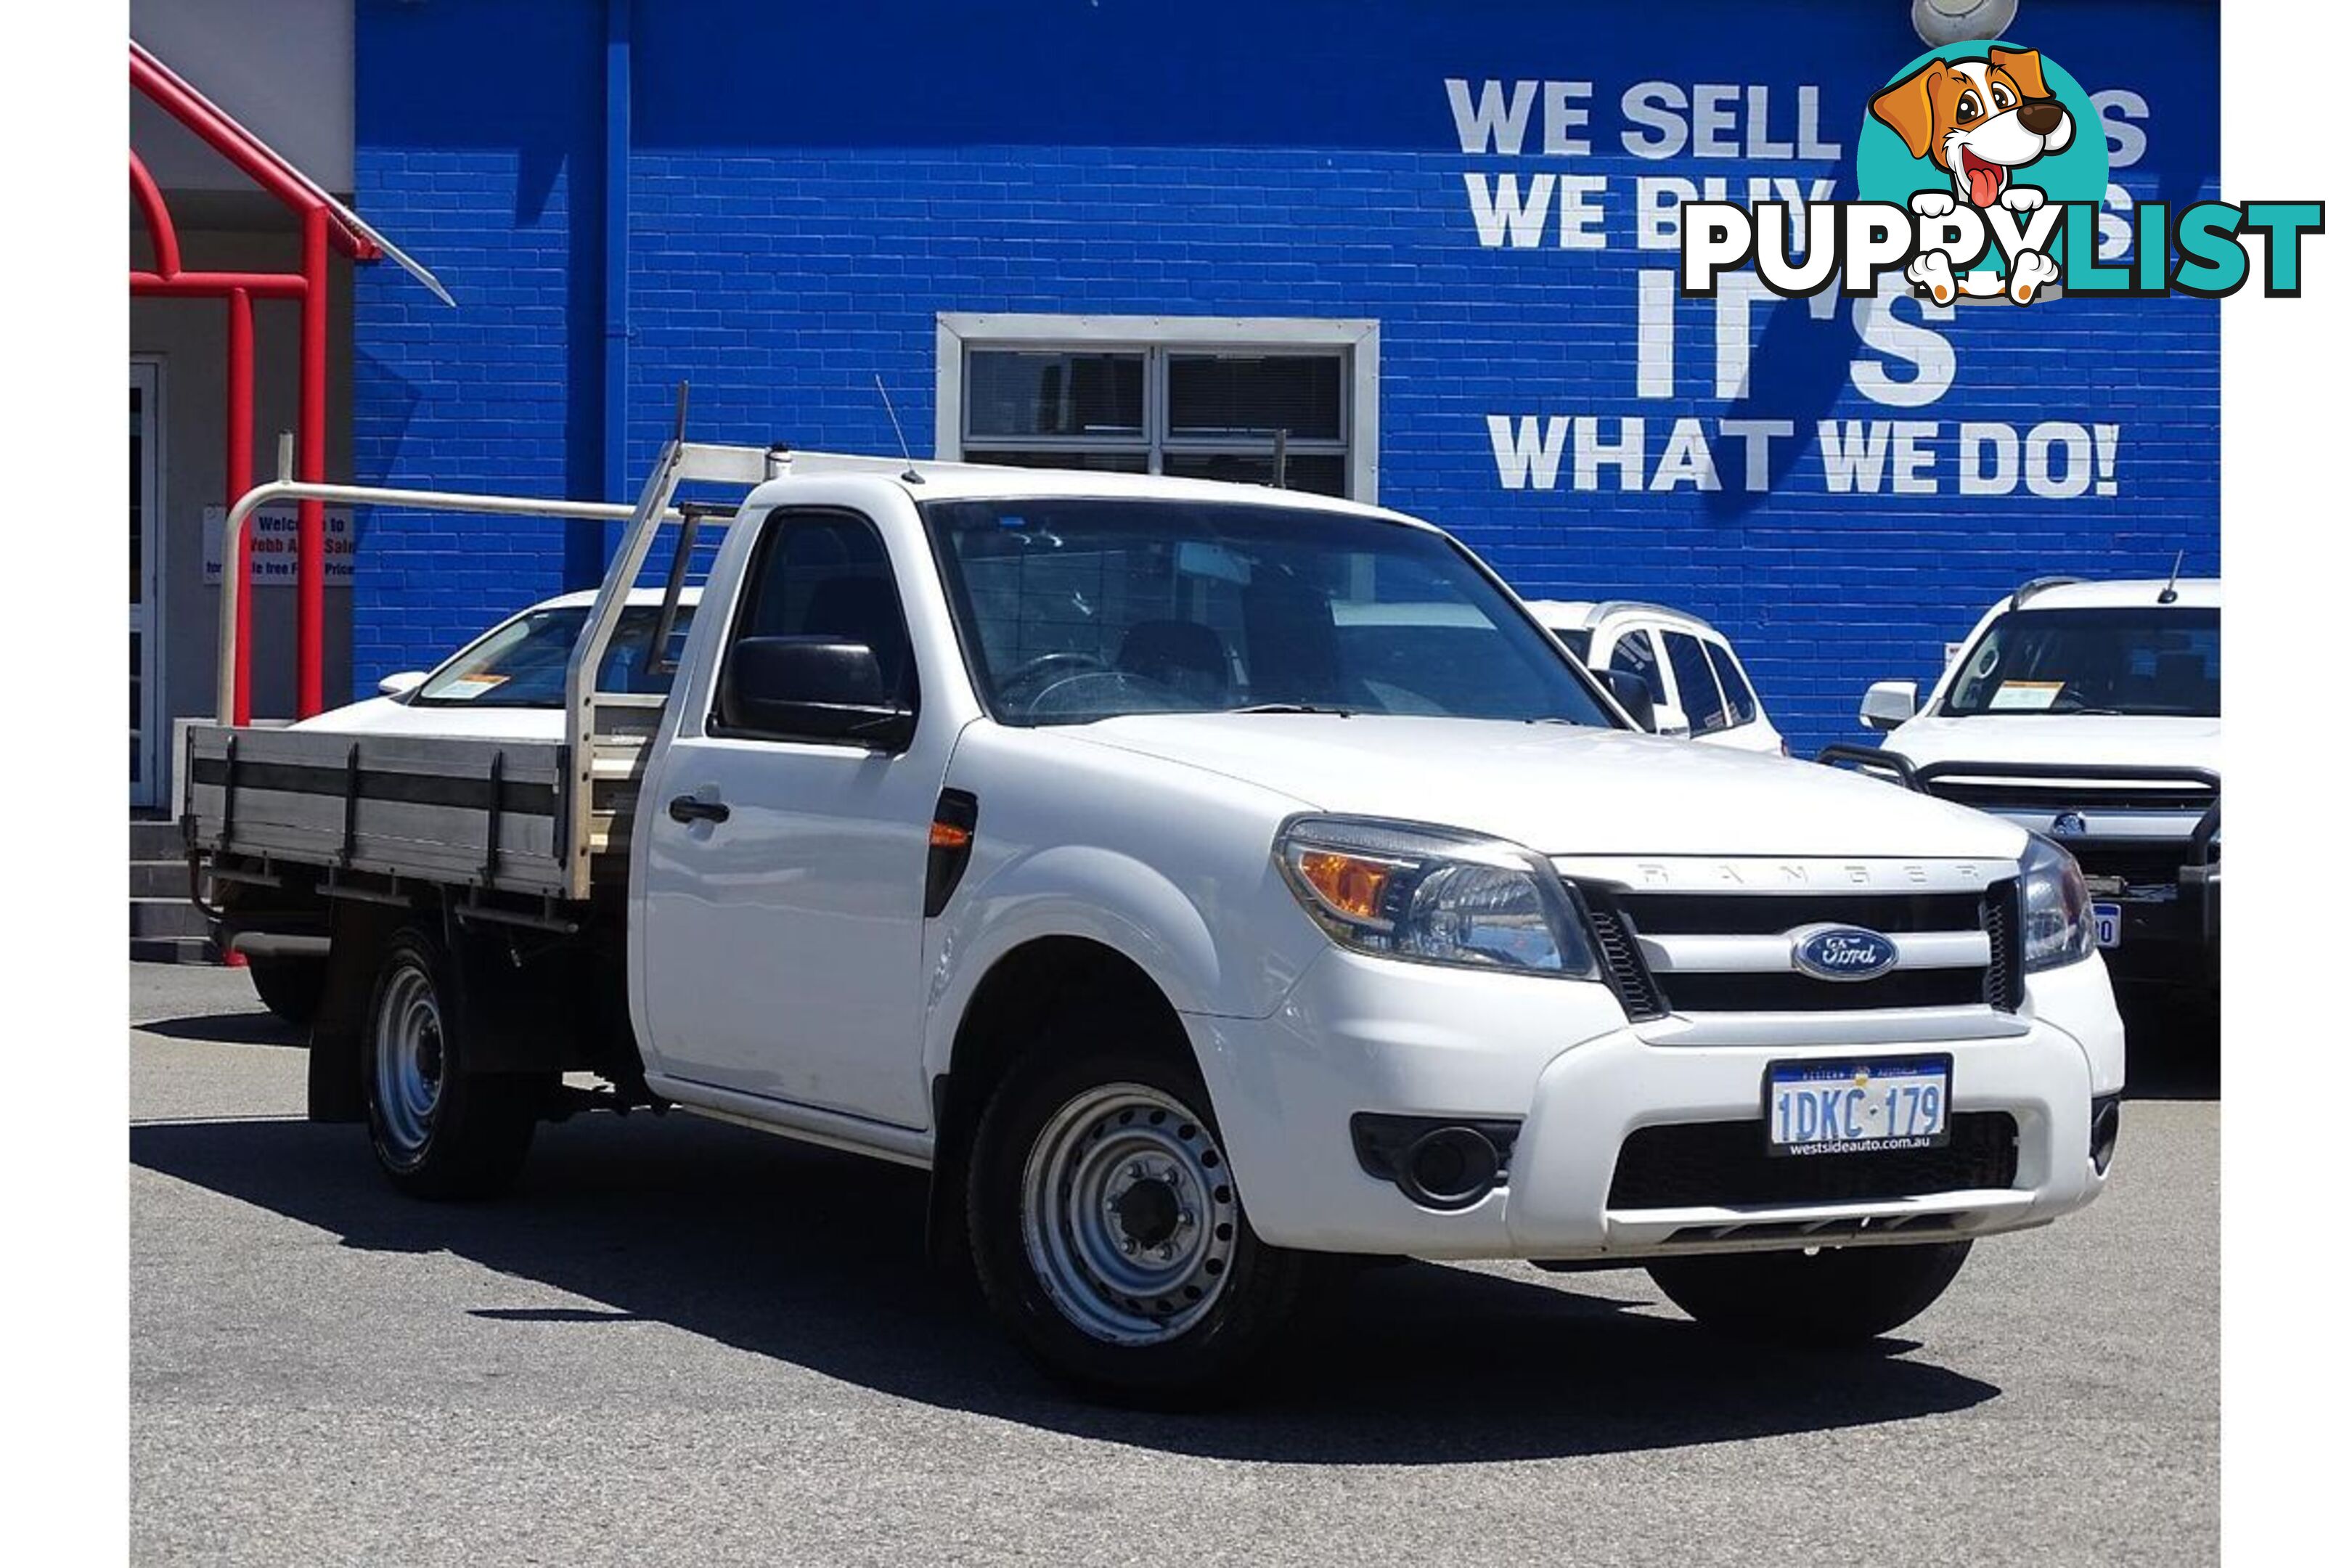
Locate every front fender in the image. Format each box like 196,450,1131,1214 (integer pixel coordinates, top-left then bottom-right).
2025,952,2128,1097
922,841,1320,1086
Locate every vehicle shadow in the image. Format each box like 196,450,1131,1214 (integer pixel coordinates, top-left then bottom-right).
136,1012,308,1048
131,1113,2002,1463
2118,989,2221,1101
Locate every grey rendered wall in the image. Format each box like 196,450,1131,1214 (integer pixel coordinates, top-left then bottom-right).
130,0,353,193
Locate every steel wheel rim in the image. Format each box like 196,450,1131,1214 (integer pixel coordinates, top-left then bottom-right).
1020,1082,1240,1346
373,960,444,1159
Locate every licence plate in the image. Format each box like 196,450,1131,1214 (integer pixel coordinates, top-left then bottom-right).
1765,1055,1951,1156
2092,902,2123,948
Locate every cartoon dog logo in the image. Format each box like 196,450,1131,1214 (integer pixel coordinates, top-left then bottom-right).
1870,45,2075,304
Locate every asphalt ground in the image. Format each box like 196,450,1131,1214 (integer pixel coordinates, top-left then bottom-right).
131,962,2218,1567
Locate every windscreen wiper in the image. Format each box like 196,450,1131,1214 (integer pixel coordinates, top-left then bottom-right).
1228,702,1355,716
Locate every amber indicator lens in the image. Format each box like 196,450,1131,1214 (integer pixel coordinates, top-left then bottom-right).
1296,850,1393,923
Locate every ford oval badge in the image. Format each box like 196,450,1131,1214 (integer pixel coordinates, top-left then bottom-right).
1792,926,1900,982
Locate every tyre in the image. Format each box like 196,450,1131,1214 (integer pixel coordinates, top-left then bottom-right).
1646,1239,1973,1347
247,955,326,1027
362,926,539,1200
965,1009,1310,1407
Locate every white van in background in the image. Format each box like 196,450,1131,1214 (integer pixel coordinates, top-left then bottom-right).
1525,600,1787,756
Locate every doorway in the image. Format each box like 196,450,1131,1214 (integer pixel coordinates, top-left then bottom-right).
131,359,163,809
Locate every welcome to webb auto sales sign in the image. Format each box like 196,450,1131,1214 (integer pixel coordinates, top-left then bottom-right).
201,504,356,587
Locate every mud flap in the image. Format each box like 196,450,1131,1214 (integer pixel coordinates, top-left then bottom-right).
924,1072,976,1285
305,901,398,1124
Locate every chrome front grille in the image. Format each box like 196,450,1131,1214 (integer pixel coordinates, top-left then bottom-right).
1610,889,1984,936
1556,856,2025,1021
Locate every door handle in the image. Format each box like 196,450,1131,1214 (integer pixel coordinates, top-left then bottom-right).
667,794,730,825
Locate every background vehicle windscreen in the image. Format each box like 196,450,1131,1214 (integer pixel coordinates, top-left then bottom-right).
924,497,1615,727
412,605,695,706
1943,606,2220,716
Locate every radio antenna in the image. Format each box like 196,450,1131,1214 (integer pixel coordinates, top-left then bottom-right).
874,375,923,485
2157,549,2184,605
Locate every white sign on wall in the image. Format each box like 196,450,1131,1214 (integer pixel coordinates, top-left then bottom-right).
202,504,356,587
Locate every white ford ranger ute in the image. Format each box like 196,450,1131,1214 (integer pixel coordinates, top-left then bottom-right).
189,439,2125,1404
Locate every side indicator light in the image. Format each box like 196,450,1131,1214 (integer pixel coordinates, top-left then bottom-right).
926,790,980,917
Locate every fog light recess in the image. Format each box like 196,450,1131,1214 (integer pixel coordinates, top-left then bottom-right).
2091,1093,2123,1175
1350,1113,1522,1212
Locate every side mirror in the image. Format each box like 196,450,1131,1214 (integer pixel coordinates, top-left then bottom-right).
1596,669,1657,732
377,671,428,698
1860,679,1919,732
719,637,915,750
1653,702,1691,739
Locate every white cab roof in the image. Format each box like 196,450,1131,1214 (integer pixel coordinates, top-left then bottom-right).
1522,598,1725,637
747,461,1432,531
2006,578,2220,611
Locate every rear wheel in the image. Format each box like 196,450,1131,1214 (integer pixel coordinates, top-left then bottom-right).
246,955,326,1026
1647,1239,1972,1346
362,926,539,1200
966,1012,1309,1406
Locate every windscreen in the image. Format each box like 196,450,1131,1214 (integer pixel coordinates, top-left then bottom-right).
1942,605,2219,717
924,497,1617,727
411,605,696,707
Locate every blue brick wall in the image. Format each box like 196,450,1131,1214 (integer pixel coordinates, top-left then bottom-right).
354,0,2218,755
352,0,604,669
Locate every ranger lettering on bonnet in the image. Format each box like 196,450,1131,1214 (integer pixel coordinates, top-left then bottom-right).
1871,45,2074,304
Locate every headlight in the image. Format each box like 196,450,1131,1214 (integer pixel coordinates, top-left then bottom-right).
1275,816,1596,978
2020,833,2095,972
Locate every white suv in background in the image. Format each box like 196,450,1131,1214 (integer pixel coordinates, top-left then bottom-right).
1526,600,1787,755
1854,575,2220,998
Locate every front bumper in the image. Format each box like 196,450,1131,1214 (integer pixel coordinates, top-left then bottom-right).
1911,760,2221,974
1192,948,2124,1261
2096,873,2221,985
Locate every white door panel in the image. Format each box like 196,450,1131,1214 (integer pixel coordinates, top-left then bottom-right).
634,503,950,1130
638,736,944,1125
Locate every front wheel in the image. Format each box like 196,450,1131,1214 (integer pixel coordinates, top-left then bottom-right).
1646,1239,1973,1346
362,926,540,1200
966,1026,1310,1406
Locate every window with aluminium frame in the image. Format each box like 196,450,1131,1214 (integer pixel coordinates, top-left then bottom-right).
935,315,1380,502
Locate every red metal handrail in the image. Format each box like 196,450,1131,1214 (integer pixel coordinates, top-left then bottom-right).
131,46,338,723
134,39,444,728
128,151,179,277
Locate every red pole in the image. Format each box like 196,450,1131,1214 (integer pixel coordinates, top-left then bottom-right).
297,205,327,717
227,288,255,727
129,152,181,277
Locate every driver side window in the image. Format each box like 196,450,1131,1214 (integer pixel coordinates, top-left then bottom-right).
716,509,918,740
